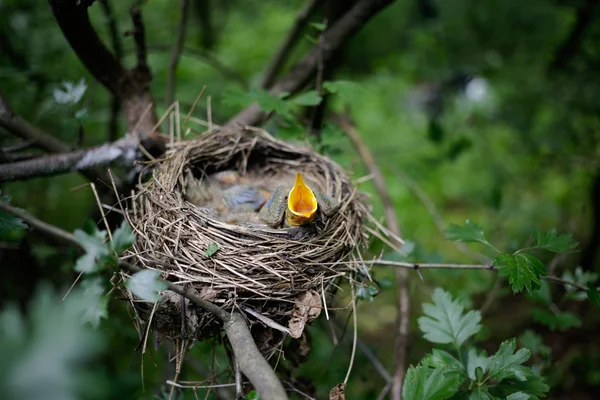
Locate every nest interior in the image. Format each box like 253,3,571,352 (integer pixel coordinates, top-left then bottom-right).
126,128,370,343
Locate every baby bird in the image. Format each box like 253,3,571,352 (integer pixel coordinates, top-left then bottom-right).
258,172,339,227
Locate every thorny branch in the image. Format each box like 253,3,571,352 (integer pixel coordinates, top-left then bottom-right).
225,0,395,129
0,200,289,400
335,114,409,400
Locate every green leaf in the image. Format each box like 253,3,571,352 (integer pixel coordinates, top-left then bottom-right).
111,221,135,254
518,330,550,357
222,86,253,108
468,385,492,400
204,242,219,257
73,228,109,274
292,90,322,106
126,270,168,302
248,88,291,117
323,80,362,103
418,288,482,347
423,349,466,375
0,195,28,236
246,390,260,400
533,229,578,253
495,254,547,293
493,374,550,398
444,221,490,247
587,283,600,306
310,22,326,31
506,392,530,400
466,348,490,381
486,339,531,382
402,364,463,400
531,308,582,331
79,278,108,328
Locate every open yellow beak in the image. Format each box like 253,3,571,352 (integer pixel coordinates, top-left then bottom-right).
287,172,318,221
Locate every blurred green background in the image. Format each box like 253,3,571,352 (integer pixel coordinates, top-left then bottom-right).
1,0,599,399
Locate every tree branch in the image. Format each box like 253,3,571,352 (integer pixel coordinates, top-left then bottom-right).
335,114,409,400
49,0,157,135
260,0,320,89
166,0,191,107
0,136,143,182
0,93,70,153
0,200,289,400
225,0,395,128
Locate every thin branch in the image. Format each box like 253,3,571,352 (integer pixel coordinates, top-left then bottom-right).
147,44,247,88
0,200,288,400
166,0,191,107
0,201,79,246
335,114,409,400
225,0,395,128
260,0,320,89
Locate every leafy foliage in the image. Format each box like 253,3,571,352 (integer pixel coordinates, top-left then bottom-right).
418,288,482,348
531,308,582,331
73,226,110,274
110,221,136,254
0,285,106,400
404,289,549,400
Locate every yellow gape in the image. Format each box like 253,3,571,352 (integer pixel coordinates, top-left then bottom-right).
286,172,319,226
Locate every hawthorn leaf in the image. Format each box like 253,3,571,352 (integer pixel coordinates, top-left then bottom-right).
533,229,578,253
444,221,490,246
495,254,547,293
402,364,463,400
466,348,490,381
126,270,167,303
486,339,531,382
111,221,135,254
587,283,600,306
506,392,530,400
292,90,322,106
418,288,482,347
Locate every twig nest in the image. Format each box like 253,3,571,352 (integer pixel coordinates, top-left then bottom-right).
126,128,370,344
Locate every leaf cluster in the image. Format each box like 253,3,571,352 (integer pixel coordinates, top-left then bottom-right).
403,289,550,400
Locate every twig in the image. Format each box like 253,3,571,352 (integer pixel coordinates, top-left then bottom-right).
0,200,287,400
260,0,320,89
166,0,191,108
129,4,149,72
225,0,395,128
335,114,409,400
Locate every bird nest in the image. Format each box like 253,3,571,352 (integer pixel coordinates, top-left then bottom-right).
124,127,373,348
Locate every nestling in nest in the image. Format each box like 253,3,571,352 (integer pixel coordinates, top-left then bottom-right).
124,127,376,355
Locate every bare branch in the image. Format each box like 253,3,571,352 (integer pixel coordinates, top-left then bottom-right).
0,136,142,182
166,0,191,108
225,0,395,128
335,115,409,400
260,0,320,89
